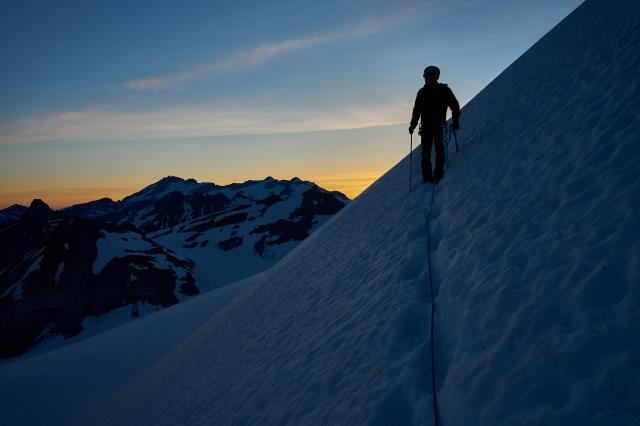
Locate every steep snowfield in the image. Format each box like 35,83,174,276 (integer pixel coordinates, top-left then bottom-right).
0,272,259,426
433,0,640,423
1,0,638,424
85,157,439,425
81,0,639,424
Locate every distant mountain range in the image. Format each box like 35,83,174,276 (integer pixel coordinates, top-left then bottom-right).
0,204,27,228
0,176,348,358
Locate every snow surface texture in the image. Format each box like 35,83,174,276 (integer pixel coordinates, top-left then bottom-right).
3,0,638,424
81,0,639,424
434,1,640,423
0,272,257,426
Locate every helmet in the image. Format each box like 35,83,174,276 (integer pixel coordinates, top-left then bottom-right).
423,66,440,81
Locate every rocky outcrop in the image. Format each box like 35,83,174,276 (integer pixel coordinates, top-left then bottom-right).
0,200,195,358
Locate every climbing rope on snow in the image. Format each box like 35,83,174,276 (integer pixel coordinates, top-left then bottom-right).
425,181,440,426
424,122,461,426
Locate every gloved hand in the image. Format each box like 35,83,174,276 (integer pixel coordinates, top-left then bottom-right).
450,122,460,132
409,125,415,135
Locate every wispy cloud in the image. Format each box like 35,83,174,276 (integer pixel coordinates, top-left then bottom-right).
0,101,409,145
118,4,427,91
0,2,439,145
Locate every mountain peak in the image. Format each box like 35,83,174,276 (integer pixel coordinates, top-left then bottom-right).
28,198,52,211
157,175,187,185
1,204,27,214
0,204,28,225
20,199,54,222
121,176,198,204
6,203,27,210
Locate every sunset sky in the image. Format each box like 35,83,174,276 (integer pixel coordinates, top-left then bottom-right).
0,0,582,208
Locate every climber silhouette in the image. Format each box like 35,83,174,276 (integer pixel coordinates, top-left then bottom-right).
409,66,460,183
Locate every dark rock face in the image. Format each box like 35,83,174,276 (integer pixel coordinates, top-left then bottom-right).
250,220,309,256
218,236,243,251
187,211,249,234
134,192,231,233
62,183,232,234
289,188,347,225
0,204,28,228
177,273,199,296
248,188,347,256
257,194,283,215
0,200,196,358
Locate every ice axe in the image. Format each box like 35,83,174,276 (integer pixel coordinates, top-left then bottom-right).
452,126,459,154
409,133,413,192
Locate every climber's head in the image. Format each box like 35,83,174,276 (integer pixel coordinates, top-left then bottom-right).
423,66,440,83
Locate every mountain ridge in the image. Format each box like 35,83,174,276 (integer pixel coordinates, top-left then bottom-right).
0,176,348,358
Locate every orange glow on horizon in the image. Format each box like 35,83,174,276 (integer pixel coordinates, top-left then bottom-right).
0,187,142,210
0,170,385,210
312,170,384,199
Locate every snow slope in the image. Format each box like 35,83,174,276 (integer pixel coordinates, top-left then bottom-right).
0,271,259,426
81,0,639,424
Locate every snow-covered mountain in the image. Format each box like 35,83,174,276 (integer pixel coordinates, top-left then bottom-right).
0,177,348,357
64,175,347,234
1,0,639,424
64,176,349,291
0,204,27,229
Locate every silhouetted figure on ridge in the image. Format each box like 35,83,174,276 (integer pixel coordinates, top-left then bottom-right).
409,66,460,183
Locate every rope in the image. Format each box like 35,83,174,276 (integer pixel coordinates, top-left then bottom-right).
425,181,440,426
413,121,463,425
426,123,459,425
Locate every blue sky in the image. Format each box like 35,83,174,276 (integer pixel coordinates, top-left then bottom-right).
0,0,583,207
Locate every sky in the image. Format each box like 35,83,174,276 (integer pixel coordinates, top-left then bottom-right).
0,0,583,208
